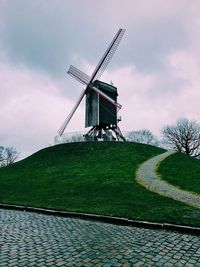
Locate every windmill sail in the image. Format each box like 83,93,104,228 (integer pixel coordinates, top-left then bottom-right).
91,86,122,109
67,65,90,85
89,28,126,83
58,89,86,136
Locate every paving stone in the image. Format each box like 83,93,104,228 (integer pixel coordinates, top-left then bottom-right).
0,208,200,266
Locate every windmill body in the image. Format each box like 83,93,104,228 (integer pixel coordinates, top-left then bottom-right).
85,80,118,127
58,28,126,141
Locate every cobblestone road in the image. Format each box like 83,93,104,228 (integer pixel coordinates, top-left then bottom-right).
0,209,200,267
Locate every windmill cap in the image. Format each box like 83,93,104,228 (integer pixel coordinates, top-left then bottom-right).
92,80,118,96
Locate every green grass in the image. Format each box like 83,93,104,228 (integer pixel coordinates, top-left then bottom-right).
0,142,199,227
158,152,200,195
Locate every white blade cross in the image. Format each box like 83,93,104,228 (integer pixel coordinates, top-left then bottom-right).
58,89,86,136
58,28,125,136
91,86,122,109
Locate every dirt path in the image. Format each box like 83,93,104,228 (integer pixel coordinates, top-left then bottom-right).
136,151,200,209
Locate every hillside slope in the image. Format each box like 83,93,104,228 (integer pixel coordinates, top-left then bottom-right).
0,142,199,226
158,152,200,195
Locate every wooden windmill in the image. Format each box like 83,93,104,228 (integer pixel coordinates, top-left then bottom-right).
58,28,126,141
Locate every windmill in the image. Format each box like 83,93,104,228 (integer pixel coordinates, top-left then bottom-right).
58,28,126,141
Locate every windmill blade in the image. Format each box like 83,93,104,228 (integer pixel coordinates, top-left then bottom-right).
67,65,90,85
91,86,122,109
58,89,86,136
90,28,126,83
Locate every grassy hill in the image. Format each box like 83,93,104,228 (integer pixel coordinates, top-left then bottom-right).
158,152,200,195
0,142,199,226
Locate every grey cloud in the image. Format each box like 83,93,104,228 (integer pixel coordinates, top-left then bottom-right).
0,0,187,78
0,1,107,77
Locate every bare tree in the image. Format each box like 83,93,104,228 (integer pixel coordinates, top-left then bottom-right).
162,118,200,157
0,146,19,167
70,133,84,143
126,129,158,145
0,146,5,166
5,147,19,165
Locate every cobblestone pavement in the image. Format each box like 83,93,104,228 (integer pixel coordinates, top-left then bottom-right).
0,209,200,266
136,151,200,209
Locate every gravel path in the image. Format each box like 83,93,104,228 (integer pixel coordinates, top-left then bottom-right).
136,151,200,209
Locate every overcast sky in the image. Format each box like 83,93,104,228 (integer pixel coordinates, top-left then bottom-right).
1,0,200,158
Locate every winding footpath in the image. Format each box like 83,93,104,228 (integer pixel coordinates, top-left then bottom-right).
136,151,200,209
